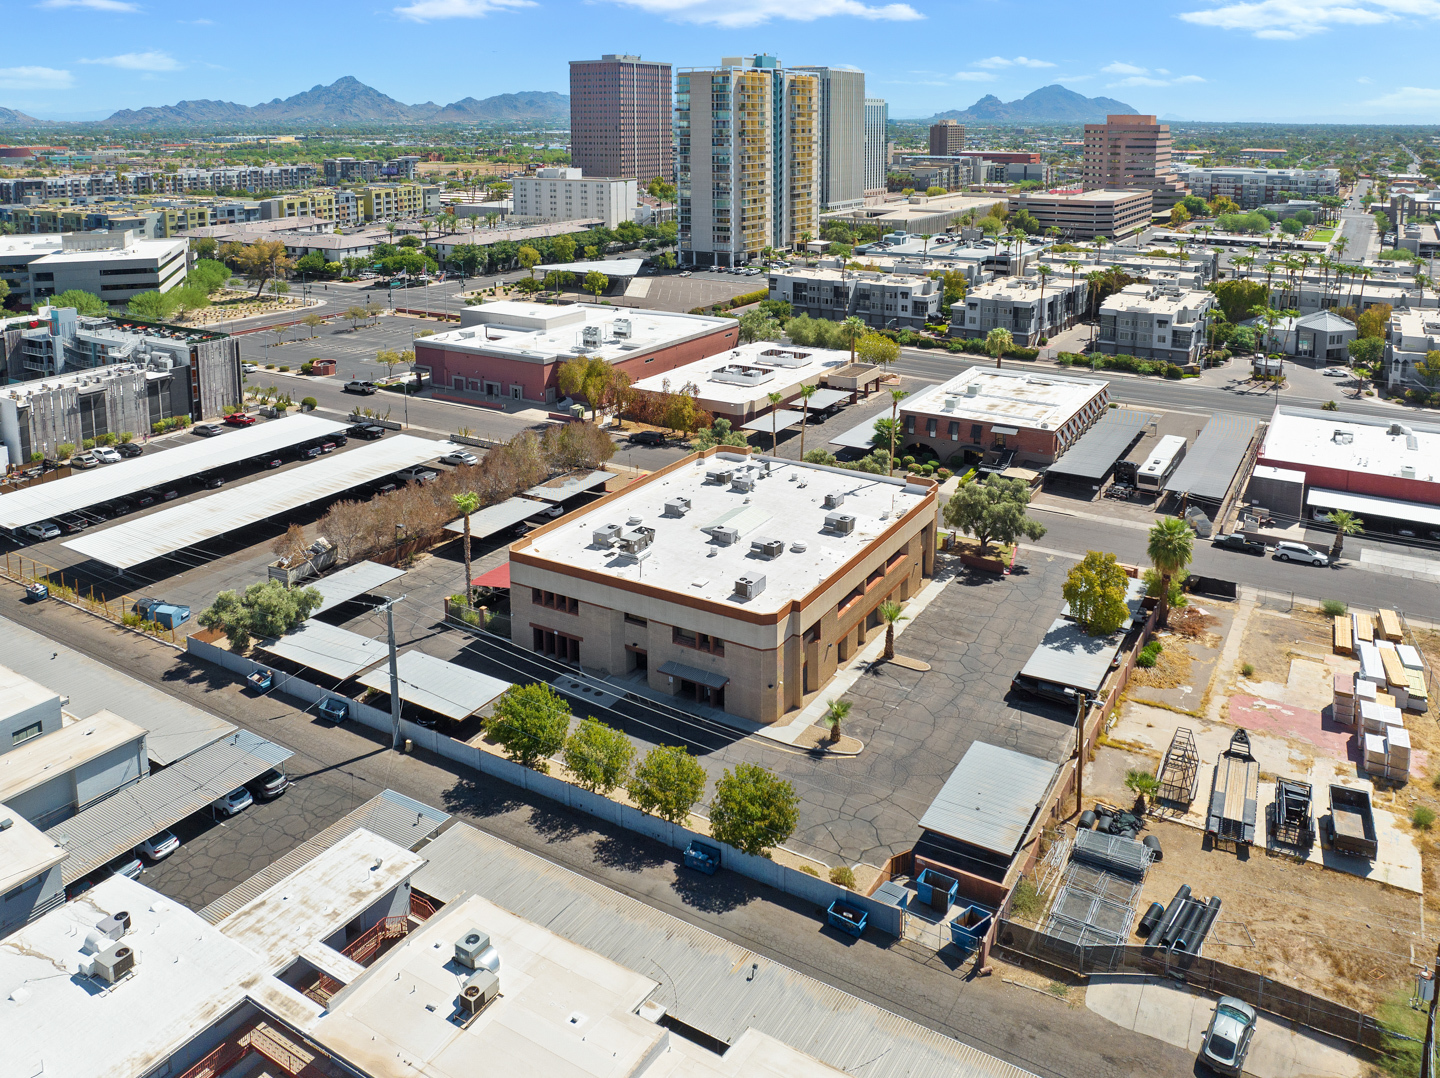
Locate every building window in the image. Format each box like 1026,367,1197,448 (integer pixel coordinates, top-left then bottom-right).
624,613,647,626
926,418,937,438
532,588,578,614
673,625,723,654
11,721,42,746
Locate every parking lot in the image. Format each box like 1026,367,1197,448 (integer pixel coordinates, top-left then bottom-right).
611,270,763,313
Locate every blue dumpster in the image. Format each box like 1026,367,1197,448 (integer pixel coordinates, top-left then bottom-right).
916,868,959,914
150,603,191,630
683,840,720,875
949,902,996,953
246,668,274,693
25,583,48,602
826,899,868,938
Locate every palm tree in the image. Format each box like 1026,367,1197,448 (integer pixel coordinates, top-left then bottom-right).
1334,235,1349,260
798,384,817,461
767,390,783,454
1324,509,1365,562
919,232,932,256
879,598,908,661
1035,265,1053,339
839,315,866,362
1147,516,1194,629
822,699,851,743
452,491,480,606
986,326,1013,370
887,388,907,474
1356,266,1374,313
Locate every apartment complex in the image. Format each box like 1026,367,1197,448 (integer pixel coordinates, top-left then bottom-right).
864,98,888,197
928,120,965,156
354,183,441,222
511,168,637,229
569,54,673,184
1178,167,1342,209
793,66,866,212
0,166,318,202
1097,282,1215,366
950,274,1088,347
896,152,1049,189
767,264,942,331
0,230,187,307
1082,113,1189,211
511,450,936,723
677,55,819,268
1007,188,1152,239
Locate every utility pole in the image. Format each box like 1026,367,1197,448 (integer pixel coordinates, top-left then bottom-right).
375,595,407,750
1075,691,1089,818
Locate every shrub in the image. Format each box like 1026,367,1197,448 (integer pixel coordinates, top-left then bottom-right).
300,361,315,374
799,864,820,877
828,865,856,889
1137,640,1164,668
265,363,276,369
1240,661,1256,678
1320,598,1348,617
278,365,290,372
1415,806,1436,830
1009,879,1044,919
1322,400,1339,411
196,579,322,652
936,467,952,481
82,437,95,450
56,442,75,460
487,684,571,771
301,396,318,411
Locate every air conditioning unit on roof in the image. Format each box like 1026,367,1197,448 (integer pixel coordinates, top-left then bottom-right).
592,523,623,548
824,512,856,535
732,475,755,492
823,491,845,509
735,573,766,599
751,537,784,559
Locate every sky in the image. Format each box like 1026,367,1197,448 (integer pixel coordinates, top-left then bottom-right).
4,0,1440,124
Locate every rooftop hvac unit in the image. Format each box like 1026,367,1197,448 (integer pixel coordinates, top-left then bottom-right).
581,325,602,348
751,537,784,559
618,526,654,554
91,941,136,984
664,497,691,517
592,523,623,548
612,318,632,339
732,475,755,493
735,572,767,599
705,468,734,485
824,512,856,535
455,929,500,972
823,491,846,509
712,526,740,546
943,396,959,411
458,969,500,1016
965,383,980,396
96,912,131,942
1402,465,1417,479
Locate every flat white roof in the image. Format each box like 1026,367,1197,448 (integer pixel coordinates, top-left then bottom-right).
632,342,853,412
1262,407,1440,486
0,874,267,1078
902,367,1106,431
521,469,612,502
542,257,643,277
217,828,425,974
0,709,145,804
515,454,930,614
356,650,512,720
428,302,732,364
0,663,61,727
63,435,452,569
0,805,66,895
1308,488,1440,528
0,414,347,530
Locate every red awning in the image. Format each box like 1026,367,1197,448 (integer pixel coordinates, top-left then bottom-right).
471,562,511,589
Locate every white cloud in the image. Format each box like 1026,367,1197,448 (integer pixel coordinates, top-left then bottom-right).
37,0,139,10
80,50,182,71
1102,61,1149,75
395,0,535,19
0,66,73,90
952,71,997,82
596,0,923,26
974,55,1055,69
1101,61,1205,87
1177,0,1437,39
1364,85,1440,110
1356,75,1373,83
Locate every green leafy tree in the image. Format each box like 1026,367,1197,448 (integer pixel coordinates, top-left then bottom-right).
856,331,900,372
488,683,571,771
708,763,799,856
1147,516,1194,629
518,245,541,278
942,474,1047,554
197,580,322,652
126,290,179,321
551,234,577,263
1062,551,1131,636
627,744,706,823
50,288,109,316
584,269,609,298
692,418,749,450
231,238,293,297
1323,508,1364,562
738,310,782,344
1207,279,1270,324
562,717,636,794
1417,350,1440,389
167,285,211,321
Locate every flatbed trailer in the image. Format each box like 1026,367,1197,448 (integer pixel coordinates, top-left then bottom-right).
1206,728,1259,847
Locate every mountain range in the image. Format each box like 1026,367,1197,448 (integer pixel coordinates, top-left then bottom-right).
0,77,569,127
919,85,1137,125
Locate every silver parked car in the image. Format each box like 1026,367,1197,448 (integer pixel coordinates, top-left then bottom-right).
1274,540,1328,566
1198,996,1257,1076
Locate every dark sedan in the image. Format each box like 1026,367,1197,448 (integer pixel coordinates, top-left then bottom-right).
1212,533,1267,556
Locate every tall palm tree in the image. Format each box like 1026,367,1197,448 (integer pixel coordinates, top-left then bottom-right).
887,388,907,474
1324,509,1365,562
1035,265,1053,340
767,390,783,454
1333,235,1349,261
1356,266,1374,313
987,326,1013,370
452,491,480,606
1147,516,1193,629
822,699,851,743
919,233,932,256
839,315,866,361
878,598,908,661
798,384,817,460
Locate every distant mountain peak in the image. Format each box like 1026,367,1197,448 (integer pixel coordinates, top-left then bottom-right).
923,84,1138,125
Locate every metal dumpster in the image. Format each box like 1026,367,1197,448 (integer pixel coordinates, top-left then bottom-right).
949,901,995,952
916,868,959,914
683,840,720,875
827,899,868,938
150,603,191,630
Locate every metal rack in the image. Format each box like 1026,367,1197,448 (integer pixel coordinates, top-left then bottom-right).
1157,726,1200,806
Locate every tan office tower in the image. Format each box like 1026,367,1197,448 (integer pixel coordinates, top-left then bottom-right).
1082,113,1189,211
569,54,672,184
793,66,865,212
928,119,965,156
676,55,818,268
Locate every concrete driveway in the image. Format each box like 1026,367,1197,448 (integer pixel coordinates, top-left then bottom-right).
1086,976,1361,1078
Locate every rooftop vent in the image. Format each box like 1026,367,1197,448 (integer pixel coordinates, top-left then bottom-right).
824,512,856,535
790,540,808,553
751,537,784,559
735,572,766,599
1389,422,1412,437
664,497,691,517
965,383,980,397
712,526,740,546
942,395,959,411
627,515,643,526
1402,464,1417,479
591,523,623,548
458,969,500,1016
823,491,846,509
1332,430,1353,445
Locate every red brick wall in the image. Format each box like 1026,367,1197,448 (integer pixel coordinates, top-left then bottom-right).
1257,455,1440,507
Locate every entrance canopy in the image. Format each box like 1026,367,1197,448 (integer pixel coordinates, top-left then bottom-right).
471,562,511,589
658,660,729,689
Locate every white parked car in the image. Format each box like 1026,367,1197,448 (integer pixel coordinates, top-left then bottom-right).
212,787,254,817
1274,541,1328,566
93,446,122,464
136,830,180,861
22,521,60,541
440,449,479,467
241,362,258,374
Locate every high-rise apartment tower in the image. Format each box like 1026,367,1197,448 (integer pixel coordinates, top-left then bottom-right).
864,99,888,197
569,54,672,184
676,56,819,268
792,66,865,212
1082,113,1189,211
928,120,965,156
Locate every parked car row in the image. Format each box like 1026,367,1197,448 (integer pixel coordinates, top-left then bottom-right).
1211,534,1331,565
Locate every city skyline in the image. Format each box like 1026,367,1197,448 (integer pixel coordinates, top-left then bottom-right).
3,0,1440,124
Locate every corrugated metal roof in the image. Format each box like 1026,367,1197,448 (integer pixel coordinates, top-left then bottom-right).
1164,412,1261,502
918,742,1057,857
1019,617,1125,694
46,729,293,884
443,496,549,539
0,415,347,530
311,560,407,614
63,436,453,570
355,650,510,720
521,469,611,503
258,619,389,679
409,824,1035,1078
806,388,849,410
1045,409,1155,481
741,408,805,432
0,614,233,766
198,789,448,924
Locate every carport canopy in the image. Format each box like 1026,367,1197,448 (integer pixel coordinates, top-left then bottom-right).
521,470,611,503
1307,488,1440,528
258,620,390,680
46,729,293,885
829,384,941,449
471,562,510,589
443,496,548,539
311,561,407,614
357,650,512,721
1045,409,1156,483
741,409,804,432
804,388,849,411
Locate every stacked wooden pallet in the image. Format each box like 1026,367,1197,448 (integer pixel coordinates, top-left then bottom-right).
1333,615,1354,657
1333,673,1356,727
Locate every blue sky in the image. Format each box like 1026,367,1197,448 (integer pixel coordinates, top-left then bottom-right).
4,0,1440,124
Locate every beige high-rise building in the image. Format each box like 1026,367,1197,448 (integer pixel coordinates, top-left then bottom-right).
1082,114,1189,211
677,55,819,268
928,120,965,156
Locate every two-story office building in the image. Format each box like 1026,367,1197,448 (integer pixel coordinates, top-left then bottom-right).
1097,282,1215,366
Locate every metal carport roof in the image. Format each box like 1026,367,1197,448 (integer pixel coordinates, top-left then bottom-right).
805,388,849,410
0,613,233,766
741,408,804,432
356,650,511,720
0,415,347,530
1019,617,1125,695
1164,412,1262,503
1045,409,1156,482
46,729,293,885
918,742,1058,856
310,560,406,614
258,619,390,679
829,385,940,450
443,496,549,539
520,469,611,503
62,436,452,570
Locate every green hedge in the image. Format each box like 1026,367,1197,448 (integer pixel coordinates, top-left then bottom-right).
944,337,1039,360
1055,350,1183,378
690,287,770,315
